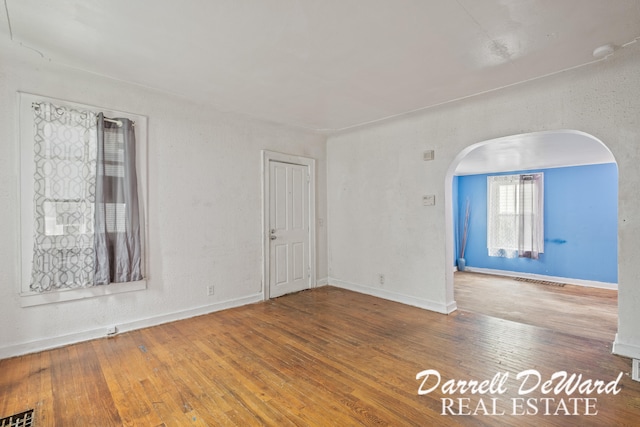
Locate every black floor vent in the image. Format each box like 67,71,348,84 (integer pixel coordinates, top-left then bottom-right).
0,409,34,427
514,277,566,287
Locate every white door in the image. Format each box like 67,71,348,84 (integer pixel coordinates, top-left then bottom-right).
269,160,310,298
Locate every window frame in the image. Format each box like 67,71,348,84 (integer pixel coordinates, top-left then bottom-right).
18,92,148,307
487,173,544,257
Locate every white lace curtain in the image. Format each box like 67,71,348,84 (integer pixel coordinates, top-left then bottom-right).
487,173,544,259
30,103,142,292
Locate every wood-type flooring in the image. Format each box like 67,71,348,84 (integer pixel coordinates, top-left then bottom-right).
1,282,638,426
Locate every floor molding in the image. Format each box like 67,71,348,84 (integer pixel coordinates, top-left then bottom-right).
613,334,640,359
329,278,456,314
0,293,264,360
464,267,618,290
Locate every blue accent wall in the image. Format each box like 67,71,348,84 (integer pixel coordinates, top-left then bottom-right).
456,163,618,283
452,175,459,266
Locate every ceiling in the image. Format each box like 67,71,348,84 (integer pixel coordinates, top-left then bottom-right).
454,130,616,175
2,0,639,134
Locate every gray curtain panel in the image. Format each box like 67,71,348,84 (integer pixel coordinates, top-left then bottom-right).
94,114,142,285
518,173,544,259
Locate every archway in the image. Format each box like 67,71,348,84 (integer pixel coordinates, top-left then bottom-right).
444,130,618,333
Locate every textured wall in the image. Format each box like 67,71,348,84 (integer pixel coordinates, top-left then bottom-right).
327,42,640,356
0,39,327,357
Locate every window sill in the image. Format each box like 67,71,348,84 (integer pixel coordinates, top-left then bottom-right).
20,280,147,307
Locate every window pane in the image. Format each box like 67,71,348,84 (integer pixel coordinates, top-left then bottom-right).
498,184,517,214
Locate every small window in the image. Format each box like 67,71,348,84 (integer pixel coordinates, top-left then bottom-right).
487,173,544,259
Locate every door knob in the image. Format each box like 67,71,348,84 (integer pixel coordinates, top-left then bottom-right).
270,229,277,240
270,235,277,240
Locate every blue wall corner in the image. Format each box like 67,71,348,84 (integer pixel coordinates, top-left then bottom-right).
455,163,618,283
452,176,459,265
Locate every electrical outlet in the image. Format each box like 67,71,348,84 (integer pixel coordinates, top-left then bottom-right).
423,150,435,161
207,285,215,296
378,274,385,285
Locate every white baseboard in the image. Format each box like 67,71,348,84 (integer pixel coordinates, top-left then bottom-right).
0,293,264,360
463,267,618,290
316,277,329,287
329,278,456,314
613,334,640,359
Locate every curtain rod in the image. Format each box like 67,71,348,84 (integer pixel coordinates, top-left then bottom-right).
31,102,133,127
103,117,123,127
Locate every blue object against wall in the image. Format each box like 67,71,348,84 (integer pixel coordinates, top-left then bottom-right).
455,163,618,283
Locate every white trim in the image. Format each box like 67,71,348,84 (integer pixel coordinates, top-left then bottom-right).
612,334,640,359
316,277,329,286
632,359,640,382
20,280,147,307
1,292,263,360
261,150,317,300
330,278,457,314
463,266,618,290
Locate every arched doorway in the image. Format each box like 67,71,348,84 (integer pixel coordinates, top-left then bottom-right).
444,130,618,339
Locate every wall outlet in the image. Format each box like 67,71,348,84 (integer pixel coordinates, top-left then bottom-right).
423,150,435,161
207,285,215,296
378,274,385,285
106,326,118,336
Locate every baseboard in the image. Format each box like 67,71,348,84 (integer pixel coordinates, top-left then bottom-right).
613,334,640,359
316,277,329,287
329,278,456,314
463,267,618,290
0,293,264,360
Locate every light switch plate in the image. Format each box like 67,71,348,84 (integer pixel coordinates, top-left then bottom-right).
423,195,436,206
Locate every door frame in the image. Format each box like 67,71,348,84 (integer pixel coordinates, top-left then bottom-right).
261,150,316,300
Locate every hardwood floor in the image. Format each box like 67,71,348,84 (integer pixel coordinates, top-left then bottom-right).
454,271,618,342
1,286,639,426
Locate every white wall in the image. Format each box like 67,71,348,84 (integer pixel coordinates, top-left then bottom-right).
0,39,327,358
327,42,640,358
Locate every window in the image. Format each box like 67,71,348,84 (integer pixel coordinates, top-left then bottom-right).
19,93,148,306
487,173,544,259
